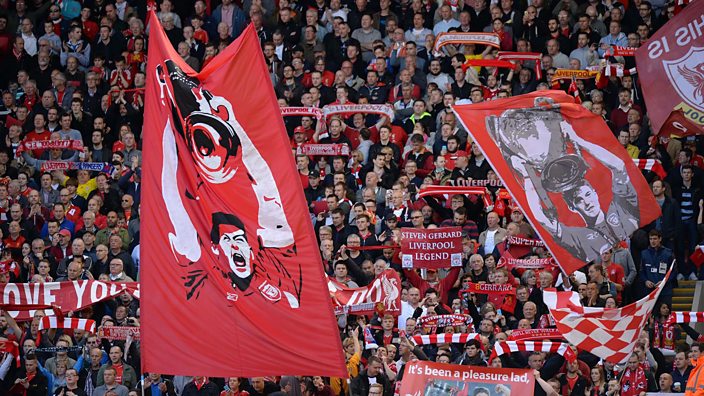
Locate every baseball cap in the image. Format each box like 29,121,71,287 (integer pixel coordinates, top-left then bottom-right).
58,229,72,238
455,150,469,158
308,170,321,178
294,126,306,134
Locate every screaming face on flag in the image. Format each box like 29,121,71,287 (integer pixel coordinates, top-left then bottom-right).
141,14,345,377
453,91,660,274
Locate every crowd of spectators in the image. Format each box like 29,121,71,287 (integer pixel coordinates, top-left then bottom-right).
0,0,701,395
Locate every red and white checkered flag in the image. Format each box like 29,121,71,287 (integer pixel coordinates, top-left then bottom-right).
39,316,96,334
544,264,673,364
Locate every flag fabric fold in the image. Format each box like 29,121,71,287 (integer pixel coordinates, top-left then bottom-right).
544,265,673,364
452,90,660,275
141,12,345,377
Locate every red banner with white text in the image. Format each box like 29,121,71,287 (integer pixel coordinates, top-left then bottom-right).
327,269,401,316
401,227,463,269
141,17,345,377
0,281,139,321
453,91,660,275
636,0,704,131
399,361,535,396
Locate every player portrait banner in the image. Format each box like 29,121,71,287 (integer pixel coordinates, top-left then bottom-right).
399,361,535,396
141,15,345,377
296,143,350,156
401,227,463,269
453,90,661,275
0,281,139,321
328,269,401,315
636,0,704,131
433,32,501,52
544,265,673,364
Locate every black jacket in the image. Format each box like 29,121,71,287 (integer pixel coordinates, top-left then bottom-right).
349,370,393,396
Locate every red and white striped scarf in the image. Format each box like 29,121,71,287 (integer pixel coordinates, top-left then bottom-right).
666,311,704,325
490,340,576,362
497,51,543,80
39,317,96,333
633,159,666,179
411,333,481,345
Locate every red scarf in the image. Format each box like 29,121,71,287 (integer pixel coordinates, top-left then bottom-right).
621,365,647,396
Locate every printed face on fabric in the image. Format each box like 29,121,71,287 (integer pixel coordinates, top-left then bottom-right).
155,60,301,309
484,96,641,265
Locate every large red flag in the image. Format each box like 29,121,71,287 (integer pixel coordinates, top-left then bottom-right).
141,14,346,377
453,91,660,275
635,0,704,132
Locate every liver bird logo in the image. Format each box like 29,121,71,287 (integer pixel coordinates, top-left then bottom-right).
664,47,704,112
679,63,704,103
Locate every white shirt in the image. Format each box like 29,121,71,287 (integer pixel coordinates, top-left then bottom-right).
484,229,497,255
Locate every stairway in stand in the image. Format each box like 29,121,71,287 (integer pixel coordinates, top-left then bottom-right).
673,280,698,343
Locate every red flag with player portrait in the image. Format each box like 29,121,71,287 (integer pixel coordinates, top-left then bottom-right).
140,13,346,377
452,91,660,275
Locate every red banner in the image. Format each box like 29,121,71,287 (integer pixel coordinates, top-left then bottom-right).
508,328,563,341
141,18,345,377
399,361,535,396
296,143,350,156
400,227,463,269
0,281,139,321
100,326,141,341
636,0,704,131
328,269,401,316
453,91,661,275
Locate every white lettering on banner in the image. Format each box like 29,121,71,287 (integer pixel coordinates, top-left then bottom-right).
73,281,88,307
43,283,60,306
414,252,450,260
1,281,140,320
648,15,704,58
4,284,20,304
91,282,107,301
